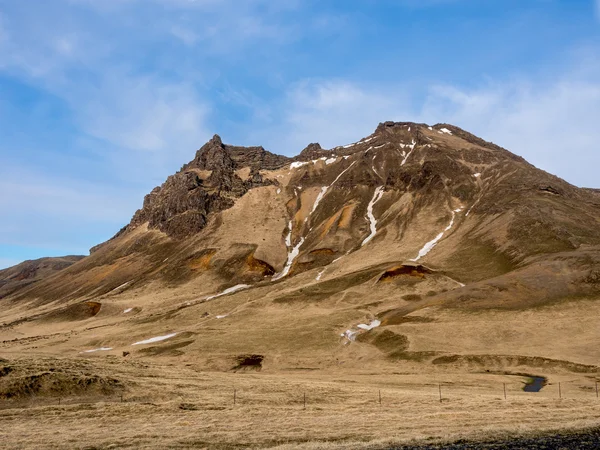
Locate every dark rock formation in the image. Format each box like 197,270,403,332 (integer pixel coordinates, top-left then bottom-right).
123,135,292,239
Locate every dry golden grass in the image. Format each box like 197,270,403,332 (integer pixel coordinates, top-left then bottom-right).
1,361,600,449
2,244,600,448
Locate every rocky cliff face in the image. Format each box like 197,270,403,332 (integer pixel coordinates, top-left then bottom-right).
118,135,291,240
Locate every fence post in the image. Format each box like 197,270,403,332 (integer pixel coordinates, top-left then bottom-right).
596,381,598,399
438,384,442,403
234,388,236,405
303,392,306,410
558,382,562,399
58,397,61,406
379,389,382,406
503,383,507,400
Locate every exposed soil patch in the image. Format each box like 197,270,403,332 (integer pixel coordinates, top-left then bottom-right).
232,354,264,371
187,249,217,271
246,254,275,277
378,264,433,282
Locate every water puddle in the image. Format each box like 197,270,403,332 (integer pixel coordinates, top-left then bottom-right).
523,375,547,392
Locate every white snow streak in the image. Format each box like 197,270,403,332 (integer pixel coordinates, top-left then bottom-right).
81,347,113,353
411,209,461,261
440,128,452,135
215,315,228,319
311,187,328,214
465,199,480,217
132,333,177,346
361,186,385,246
473,173,481,178
290,161,308,169
276,188,281,194
205,284,251,301
110,281,131,293
123,308,133,314
401,140,417,166
331,161,357,185
273,236,305,280
357,319,381,330
325,157,337,165
274,161,357,281
315,269,325,281
341,319,381,342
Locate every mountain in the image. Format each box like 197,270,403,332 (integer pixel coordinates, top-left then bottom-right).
3,121,600,447
0,255,85,299
2,120,600,370
7,122,600,305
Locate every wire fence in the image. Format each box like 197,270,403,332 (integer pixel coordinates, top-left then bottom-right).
2,378,598,410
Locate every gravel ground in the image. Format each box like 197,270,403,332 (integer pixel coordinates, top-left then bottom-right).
392,428,600,449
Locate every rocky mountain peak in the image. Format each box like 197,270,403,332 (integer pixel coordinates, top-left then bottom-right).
297,143,327,161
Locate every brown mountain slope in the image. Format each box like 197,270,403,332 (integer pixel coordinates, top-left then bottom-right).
0,255,85,299
8,121,600,303
1,120,599,376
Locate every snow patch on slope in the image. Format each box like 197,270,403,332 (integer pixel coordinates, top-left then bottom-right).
411,208,462,261
132,333,177,346
290,161,309,169
205,284,251,301
361,186,385,246
401,140,417,166
274,161,357,281
81,347,112,353
341,319,381,342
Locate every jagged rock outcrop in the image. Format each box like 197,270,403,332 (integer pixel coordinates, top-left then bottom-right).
122,135,291,239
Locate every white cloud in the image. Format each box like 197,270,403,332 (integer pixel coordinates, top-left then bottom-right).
76,74,210,155
250,80,411,154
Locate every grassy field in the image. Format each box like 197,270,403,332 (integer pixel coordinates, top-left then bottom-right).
2,256,600,448
1,357,600,449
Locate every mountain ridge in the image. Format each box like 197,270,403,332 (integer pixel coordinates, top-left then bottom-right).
5,120,600,309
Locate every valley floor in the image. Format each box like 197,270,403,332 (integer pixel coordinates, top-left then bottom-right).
1,359,600,449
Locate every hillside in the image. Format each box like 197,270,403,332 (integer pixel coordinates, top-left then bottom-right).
0,255,85,299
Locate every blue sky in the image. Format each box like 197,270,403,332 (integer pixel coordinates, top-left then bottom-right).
1,0,600,269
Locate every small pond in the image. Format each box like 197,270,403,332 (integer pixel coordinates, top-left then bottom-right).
523,375,547,392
